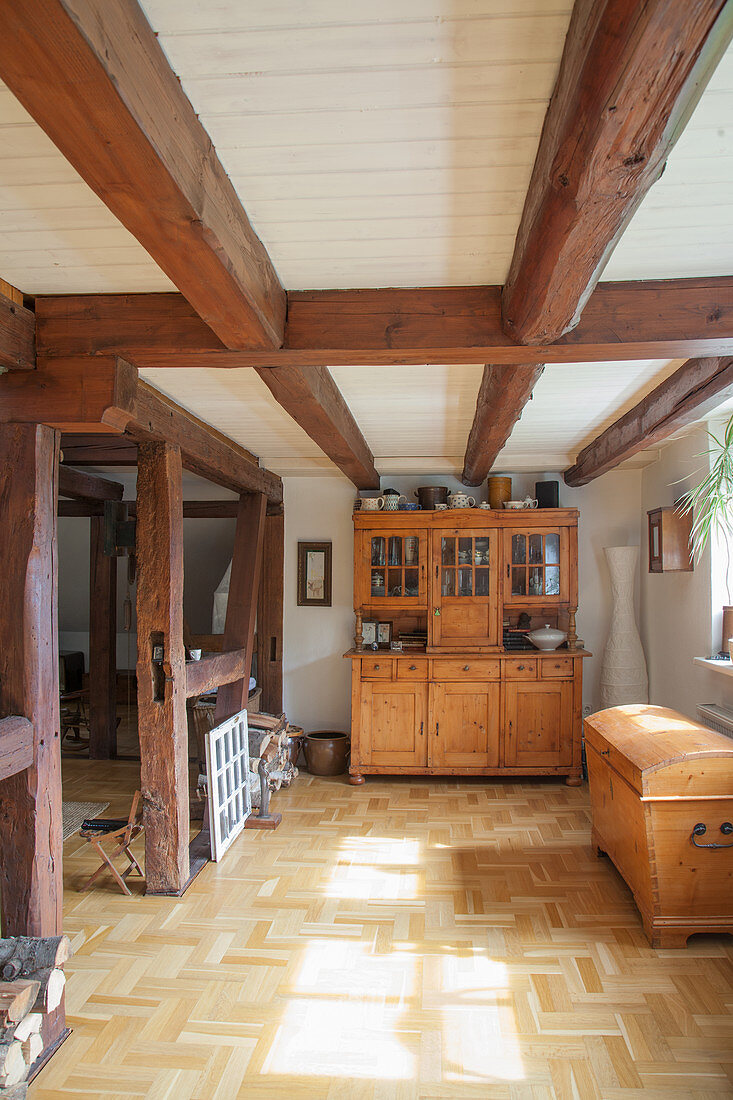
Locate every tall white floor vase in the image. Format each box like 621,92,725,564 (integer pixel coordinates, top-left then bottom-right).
600,546,648,709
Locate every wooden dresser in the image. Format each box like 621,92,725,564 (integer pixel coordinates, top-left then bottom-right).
346,508,589,785
585,705,733,948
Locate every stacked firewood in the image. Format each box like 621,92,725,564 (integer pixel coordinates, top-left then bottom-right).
247,711,300,807
0,936,71,1097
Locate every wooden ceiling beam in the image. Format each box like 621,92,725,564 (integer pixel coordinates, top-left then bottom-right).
462,364,546,486
61,434,138,466
0,0,285,350
257,365,379,489
36,277,733,367
502,0,733,345
58,464,123,502
564,356,733,486
1,357,283,503
0,287,35,372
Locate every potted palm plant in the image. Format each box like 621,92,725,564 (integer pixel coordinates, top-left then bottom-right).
677,413,733,655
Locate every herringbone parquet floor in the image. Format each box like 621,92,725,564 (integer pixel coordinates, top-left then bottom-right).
32,761,733,1099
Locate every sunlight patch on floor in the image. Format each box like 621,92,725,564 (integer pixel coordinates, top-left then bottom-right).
262,938,417,1080
323,834,421,900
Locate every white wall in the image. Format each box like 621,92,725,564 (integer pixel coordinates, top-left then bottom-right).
279,469,643,731
639,425,733,719
57,465,652,731
282,477,355,731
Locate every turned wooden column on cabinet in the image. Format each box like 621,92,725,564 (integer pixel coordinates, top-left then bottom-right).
347,509,588,785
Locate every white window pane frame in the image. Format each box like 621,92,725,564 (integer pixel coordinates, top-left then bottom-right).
205,708,252,861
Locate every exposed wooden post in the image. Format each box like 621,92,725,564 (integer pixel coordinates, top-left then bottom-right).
215,493,267,723
135,441,189,895
256,512,284,714
0,424,63,937
0,424,65,1051
88,516,117,759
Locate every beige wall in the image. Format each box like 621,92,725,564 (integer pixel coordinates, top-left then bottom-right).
639,424,733,720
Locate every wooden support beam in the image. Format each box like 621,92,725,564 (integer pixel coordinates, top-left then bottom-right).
128,382,282,502
3,357,283,503
136,441,189,895
0,288,34,372
502,0,733,345
36,278,733,366
0,717,33,782
88,516,117,759
564,356,733,486
0,0,285,349
0,424,63,938
256,365,379,488
61,434,138,466
214,494,267,723
462,364,546,486
185,650,247,699
58,464,123,502
58,499,280,519
256,513,284,715
0,355,137,430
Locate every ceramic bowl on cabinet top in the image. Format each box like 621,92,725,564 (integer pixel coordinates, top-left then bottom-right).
527,624,567,651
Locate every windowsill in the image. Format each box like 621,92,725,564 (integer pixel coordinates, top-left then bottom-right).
694,656,733,677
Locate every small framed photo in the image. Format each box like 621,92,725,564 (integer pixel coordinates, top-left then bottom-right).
297,541,332,606
390,639,403,652
362,619,377,647
377,621,392,649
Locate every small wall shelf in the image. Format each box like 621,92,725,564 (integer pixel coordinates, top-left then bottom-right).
647,507,693,573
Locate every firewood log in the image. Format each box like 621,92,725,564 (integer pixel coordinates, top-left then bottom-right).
11,1016,40,1045
30,970,65,1014
0,1040,26,1089
19,1034,42,1067
0,984,40,1027
0,938,70,982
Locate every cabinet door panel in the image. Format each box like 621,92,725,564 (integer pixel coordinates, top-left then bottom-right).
504,681,572,767
503,528,569,605
431,529,500,646
362,682,427,767
357,529,428,609
431,682,500,768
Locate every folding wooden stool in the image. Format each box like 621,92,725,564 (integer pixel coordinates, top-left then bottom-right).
79,790,145,895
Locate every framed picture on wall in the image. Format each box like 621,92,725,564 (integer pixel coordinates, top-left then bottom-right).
297,541,332,606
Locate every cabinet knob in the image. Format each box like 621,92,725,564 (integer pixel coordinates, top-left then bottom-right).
463,665,470,671
409,665,417,671
518,664,525,670
374,664,380,670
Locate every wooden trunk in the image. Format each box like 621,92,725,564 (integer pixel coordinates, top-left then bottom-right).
585,704,733,948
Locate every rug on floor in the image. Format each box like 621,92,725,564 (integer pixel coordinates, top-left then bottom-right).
62,801,110,841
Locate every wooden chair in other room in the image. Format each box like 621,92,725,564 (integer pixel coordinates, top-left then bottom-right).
79,790,145,895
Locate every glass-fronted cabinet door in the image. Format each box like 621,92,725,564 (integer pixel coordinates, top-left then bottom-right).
357,529,428,609
503,528,569,604
431,529,500,647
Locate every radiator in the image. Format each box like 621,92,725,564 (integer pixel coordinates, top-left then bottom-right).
696,703,733,739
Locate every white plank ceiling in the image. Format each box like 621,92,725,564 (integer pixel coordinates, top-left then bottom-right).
141,358,685,478
0,1,731,478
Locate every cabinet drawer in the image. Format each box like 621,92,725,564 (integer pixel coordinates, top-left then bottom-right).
540,656,573,679
431,658,500,681
397,660,428,681
361,657,393,679
503,659,537,680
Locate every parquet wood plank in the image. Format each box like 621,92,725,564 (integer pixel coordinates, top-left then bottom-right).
29,762,733,1099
